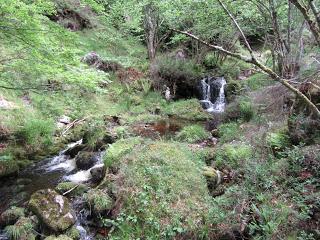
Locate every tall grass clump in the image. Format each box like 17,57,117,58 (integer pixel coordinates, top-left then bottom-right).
176,125,210,143
15,118,54,152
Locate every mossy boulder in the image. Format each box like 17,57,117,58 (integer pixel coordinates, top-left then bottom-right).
55,182,89,197
0,206,25,227
75,151,97,170
29,189,76,232
0,159,19,178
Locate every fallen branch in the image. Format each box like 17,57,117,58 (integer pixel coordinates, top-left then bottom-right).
61,118,87,136
62,185,79,196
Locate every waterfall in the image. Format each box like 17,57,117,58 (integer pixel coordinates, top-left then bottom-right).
199,77,226,113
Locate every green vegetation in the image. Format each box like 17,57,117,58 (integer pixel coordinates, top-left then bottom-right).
109,140,210,239
0,0,319,239
176,124,210,143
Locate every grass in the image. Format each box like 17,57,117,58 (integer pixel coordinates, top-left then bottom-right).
164,99,212,121
176,124,210,143
108,140,211,239
217,122,241,143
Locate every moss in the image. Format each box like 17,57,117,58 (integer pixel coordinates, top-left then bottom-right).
65,226,81,240
110,141,210,239
0,207,25,226
0,158,19,178
5,217,37,240
176,124,210,143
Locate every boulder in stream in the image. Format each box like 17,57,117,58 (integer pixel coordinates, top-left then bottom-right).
29,189,76,232
90,164,106,183
64,144,85,158
75,151,97,170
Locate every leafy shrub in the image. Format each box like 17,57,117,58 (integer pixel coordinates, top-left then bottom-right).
239,99,255,122
217,122,240,143
224,97,255,122
266,130,291,157
15,118,54,151
249,201,291,239
176,125,210,143
214,143,253,168
157,56,204,83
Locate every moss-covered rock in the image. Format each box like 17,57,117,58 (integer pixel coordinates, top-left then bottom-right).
55,182,89,197
0,206,25,227
0,159,19,178
29,189,76,232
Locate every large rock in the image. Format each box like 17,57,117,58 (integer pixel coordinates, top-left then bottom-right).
0,160,19,178
29,189,76,232
90,164,106,183
64,144,85,158
75,151,97,170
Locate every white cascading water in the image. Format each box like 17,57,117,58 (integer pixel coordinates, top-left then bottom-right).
200,77,227,113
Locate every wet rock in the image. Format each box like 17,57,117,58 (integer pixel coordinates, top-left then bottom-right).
29,189,76,232
44,235,73,240
90,164,106,183
0,206,25,227
0,160,19,178
64,144,85,158
75,151,97,170
55,182,89,196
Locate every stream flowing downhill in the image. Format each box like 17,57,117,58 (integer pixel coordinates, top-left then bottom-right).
0,140,102,240
199,77,227,113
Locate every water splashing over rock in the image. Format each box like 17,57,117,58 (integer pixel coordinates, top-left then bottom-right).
199,77,227,113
